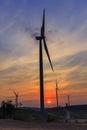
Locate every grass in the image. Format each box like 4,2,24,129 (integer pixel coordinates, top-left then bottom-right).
0,105,87,123
13,109,41,122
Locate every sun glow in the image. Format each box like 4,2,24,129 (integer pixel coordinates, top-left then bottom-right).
47,100,51,104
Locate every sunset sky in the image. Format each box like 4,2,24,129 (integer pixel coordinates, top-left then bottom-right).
0,0,87,107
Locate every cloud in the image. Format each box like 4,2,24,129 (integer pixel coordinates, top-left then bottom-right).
0,59,39,85
54,50,87,69
0,0,87,106
21,25,39,38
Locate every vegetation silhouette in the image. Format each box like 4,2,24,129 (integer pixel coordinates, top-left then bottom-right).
0,100,15,118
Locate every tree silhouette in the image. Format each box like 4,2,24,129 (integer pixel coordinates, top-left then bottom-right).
1,100,15,117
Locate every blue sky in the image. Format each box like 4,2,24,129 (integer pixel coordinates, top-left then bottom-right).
0,0,87,107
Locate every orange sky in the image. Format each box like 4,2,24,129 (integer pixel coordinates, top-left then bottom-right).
0,0,87,107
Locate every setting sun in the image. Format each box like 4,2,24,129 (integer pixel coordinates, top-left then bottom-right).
47,100,51,104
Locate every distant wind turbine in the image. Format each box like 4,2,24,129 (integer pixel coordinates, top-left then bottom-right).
35,9,54,117
67,95,70,106
56,80,59,108
13,91,19,108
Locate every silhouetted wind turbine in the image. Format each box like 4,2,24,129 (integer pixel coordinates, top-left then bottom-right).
13,91,19,108
67,95,70,106
35,9,54,117
56,80,59,108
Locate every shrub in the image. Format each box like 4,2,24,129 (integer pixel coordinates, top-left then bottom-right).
47,114,58,122
1,100,15,118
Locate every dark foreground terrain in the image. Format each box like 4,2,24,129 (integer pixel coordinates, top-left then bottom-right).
0,119,87,130
0,105,87,130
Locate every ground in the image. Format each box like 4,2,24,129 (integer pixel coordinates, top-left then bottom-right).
0,119,87,130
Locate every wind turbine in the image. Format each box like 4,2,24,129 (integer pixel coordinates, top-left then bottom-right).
13,91,19,108
56,80,59,108
35,9,54,117
67,95,70,106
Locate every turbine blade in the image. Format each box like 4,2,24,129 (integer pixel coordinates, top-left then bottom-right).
41,9,45,37
43,39,54,71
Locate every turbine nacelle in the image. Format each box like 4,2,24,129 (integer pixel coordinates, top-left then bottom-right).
56,80,59,90
36,36,45,40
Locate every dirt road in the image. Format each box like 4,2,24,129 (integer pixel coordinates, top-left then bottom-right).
0,119,87,130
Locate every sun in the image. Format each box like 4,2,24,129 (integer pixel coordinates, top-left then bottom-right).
47,100,51,104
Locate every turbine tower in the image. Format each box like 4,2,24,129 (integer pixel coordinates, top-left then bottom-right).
35,9,54,117
56,80,59,108
13,91,19,108
67,95,70,106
